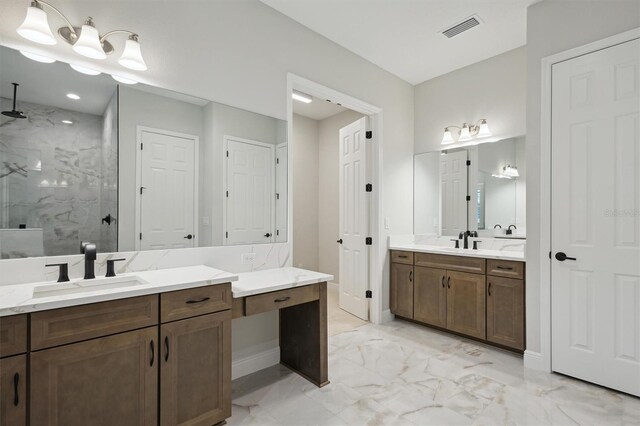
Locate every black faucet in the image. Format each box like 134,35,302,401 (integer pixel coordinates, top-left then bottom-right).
458,231,469,249
80,241,97,279
506,224,517,235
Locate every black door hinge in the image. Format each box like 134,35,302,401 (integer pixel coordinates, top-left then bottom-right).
226,150,229,158
139,232,142,240
276,230,279,236
549,251,552,259
366,131,372,139
365,183,373,192
140,142,143,150
365,290,372,298
466,160,471,166
365,237,372,245
466,195,471,201
276,158,279,164
225,232,228,239
226,191,229,198
276,193,280,200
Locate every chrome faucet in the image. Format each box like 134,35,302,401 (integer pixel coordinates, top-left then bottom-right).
80,241,97,279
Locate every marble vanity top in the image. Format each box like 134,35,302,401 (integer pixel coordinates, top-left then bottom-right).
233,267,333,298
0,265,237,317
389,241,525,261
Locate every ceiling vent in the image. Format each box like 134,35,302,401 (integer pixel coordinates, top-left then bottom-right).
442,15,481,38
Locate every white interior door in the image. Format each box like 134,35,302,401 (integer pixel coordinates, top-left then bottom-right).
339,117,369,320
139,129,197,250
275,143,288,243
225,138,274,245
440,150,468,236
551,38,640,397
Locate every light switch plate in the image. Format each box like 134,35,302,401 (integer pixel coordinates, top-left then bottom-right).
242,253,256,264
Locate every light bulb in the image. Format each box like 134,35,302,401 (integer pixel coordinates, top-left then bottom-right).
17,3,57,45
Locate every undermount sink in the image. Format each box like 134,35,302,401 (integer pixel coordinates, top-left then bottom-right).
33,275,148,298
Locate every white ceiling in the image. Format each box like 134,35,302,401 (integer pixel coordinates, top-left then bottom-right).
293,94,347,121
261,0,539,85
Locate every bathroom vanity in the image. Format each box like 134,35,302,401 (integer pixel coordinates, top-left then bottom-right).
389,244,525,352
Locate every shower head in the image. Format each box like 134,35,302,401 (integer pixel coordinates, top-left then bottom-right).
2,83,27,119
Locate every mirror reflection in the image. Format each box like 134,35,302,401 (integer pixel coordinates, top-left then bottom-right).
414,136,526,239
0,45,288,259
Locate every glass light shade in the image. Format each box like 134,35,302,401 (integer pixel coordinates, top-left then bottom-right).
112,74,138,85
20,50,56,63
118,37,147,71
441,129,454,145
477,120,491,138
73,24,106,59
70,63,101,75
504,165,519,177
17,5,57,45
459,124,472,142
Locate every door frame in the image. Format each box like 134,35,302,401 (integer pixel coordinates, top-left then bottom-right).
134,126,200,251
221,135,276,246
287,73,384,324
534,27,640,372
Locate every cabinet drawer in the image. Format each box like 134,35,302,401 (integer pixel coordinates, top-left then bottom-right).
31,295,158,351
0,314,27,358
391,251,414,265
415,253,485,275
161,283,231,323
245,285,319,316
487,260,525,279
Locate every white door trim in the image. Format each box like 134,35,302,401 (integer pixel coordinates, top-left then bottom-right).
134,126,200,251
287,73,384,324
535,27,640,373
222,135,276,245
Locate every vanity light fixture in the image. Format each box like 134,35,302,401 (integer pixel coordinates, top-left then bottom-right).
19,50,56,63
17,1,147,70
292,90,313,104
441,119,491,145
66,93,80,100
491,165,519,179
69,63,101,76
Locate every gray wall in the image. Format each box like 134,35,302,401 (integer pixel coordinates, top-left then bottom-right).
99,91,118,253
117,86,205,251
525,0,640,357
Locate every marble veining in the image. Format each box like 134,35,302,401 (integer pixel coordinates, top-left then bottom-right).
233,267,333,298
229,320,640,425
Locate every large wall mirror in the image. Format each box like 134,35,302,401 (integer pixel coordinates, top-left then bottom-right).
414,136,526,238
0,45,287,259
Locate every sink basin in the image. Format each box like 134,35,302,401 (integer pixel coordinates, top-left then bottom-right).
33,275,148,298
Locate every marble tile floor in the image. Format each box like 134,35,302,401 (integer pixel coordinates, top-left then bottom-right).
328,282,368,337
229,320,640,425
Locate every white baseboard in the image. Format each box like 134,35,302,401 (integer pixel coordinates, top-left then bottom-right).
524,350,549,372
381,309,394,324
232,339,280,380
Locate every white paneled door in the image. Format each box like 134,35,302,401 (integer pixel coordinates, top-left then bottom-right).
275,143,288,243
551,38,640,396
225,137,275,245
139,128,197,250
440,150,468,236
339,118,369,320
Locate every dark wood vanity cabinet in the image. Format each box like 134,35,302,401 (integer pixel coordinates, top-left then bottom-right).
391,251,525,352
0,283,232,426
0,354,27,426
390,262,414,319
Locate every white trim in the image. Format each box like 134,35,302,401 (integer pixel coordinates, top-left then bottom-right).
538,27,640,373
135,126,200,251
523,350,546,372
287,73,384,324
222,135,276,246
381,309,394,324
231,339,280,380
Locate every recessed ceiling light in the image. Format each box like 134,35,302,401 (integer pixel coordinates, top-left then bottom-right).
292,90,312,104
62,120,73,124
112,75,138,85
19,50,56,63
69,63,101,76
66,93,80,100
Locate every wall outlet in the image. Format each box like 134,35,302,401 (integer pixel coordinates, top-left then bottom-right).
242,253,256,264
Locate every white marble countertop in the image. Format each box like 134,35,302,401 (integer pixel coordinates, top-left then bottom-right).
233,267,333,298
389,242,525,261
0,265,237,317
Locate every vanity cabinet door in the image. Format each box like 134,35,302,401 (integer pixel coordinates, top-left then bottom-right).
413,267,447,328
390,262,414,319
486,276,525,350
446,271,486,339
0,354,26,426
160,310,231,426
30,327,158,426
